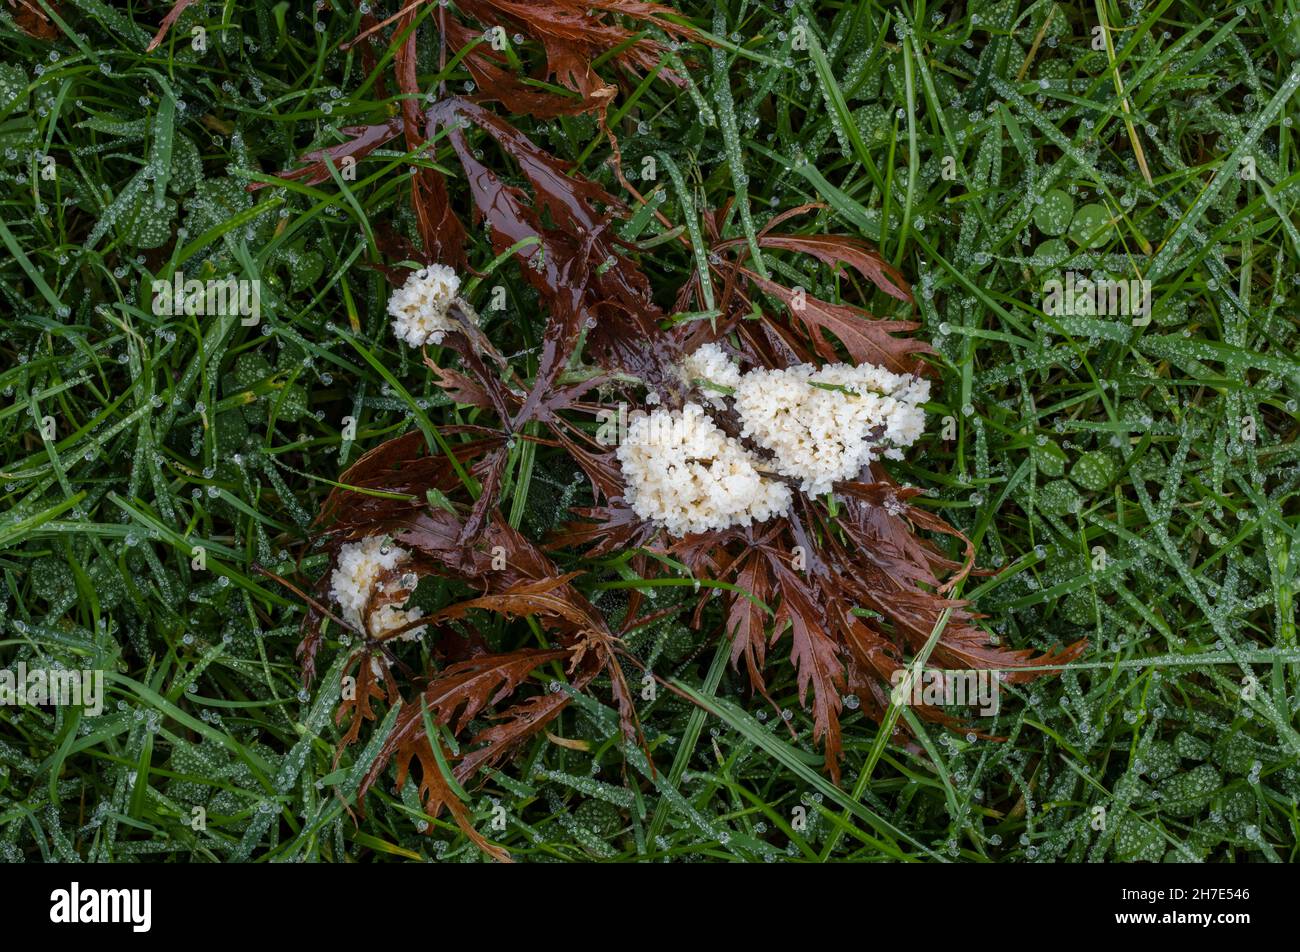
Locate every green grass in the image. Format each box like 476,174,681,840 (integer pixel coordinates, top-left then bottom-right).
1,0,1298,863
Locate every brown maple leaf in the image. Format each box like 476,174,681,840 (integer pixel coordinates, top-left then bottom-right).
9,0,61,40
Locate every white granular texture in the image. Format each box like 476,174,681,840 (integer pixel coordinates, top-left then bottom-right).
732,362,929,496
680,342,743,394
329,536,426,641
387,264,464,348
616,403,791,537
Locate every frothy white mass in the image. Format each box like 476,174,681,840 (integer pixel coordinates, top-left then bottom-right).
617,346,929,535
680,342,743,394
388,264,464,348
615,403,792,537
733,361,929,496
329,536,426,641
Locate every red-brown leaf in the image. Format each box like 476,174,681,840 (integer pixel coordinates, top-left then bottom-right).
397,733,512,862
422,647,572,734
249,119,403,190
144,0,195,50
743,268,931,375
718,232,913,304
770,558,845,782
725,550,774,692
423,574,590,632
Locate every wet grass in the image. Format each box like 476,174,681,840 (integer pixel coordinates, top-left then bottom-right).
0,0,1298,862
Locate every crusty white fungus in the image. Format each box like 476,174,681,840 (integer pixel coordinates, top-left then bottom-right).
615,403,791,536
329,536,426,641
387,264,465,348
680,341,743,393
617,346,929,536
731,361,929,496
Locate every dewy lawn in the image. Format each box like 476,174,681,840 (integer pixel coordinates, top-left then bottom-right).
0,1,1297,864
